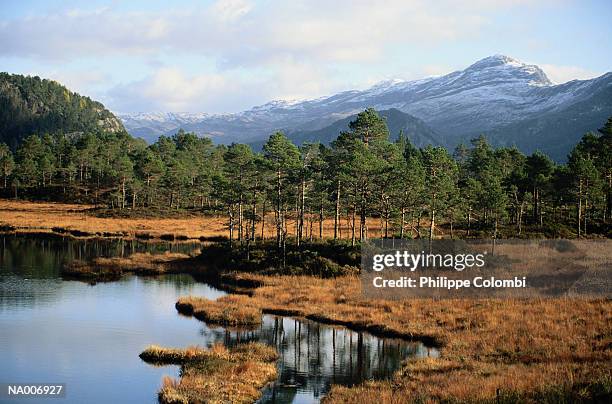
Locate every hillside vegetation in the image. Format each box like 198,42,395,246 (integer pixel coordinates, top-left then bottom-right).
0,73,124,148
0,71,609,242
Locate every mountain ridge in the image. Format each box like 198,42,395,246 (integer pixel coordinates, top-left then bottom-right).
118,55,612,160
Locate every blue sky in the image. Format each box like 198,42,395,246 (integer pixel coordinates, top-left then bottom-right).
1,0,610,113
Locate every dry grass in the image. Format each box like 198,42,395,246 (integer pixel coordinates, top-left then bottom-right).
62,251,192,280
61,260,123,281
140,343,278,404
181,273,611,403
0,198,384,240
93,251,194,274
0,199,227,239
176,295,262,326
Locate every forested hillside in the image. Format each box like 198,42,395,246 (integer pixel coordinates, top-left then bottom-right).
286,108,440,149
1,107,610,240
0,73,125,149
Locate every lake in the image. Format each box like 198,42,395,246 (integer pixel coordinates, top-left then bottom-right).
0,235,437,403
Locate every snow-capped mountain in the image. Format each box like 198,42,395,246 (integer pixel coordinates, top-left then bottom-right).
119,55,612,160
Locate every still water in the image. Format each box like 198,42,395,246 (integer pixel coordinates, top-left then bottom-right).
0,235,436,404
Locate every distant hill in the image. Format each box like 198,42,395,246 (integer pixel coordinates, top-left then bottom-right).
0,73,125,148
283,108,440,148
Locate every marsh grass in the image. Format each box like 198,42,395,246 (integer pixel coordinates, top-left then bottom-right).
176,295,262,326
0,199,375,240
178,274,611,403
140,343,278,404
61,259,123,281
61,251,193,281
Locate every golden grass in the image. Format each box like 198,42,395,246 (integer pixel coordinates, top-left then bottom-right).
0,198,385,240
140,343,278,404
94,251,194,273
176,295,262,326
62,251,193,280
181,273,611,403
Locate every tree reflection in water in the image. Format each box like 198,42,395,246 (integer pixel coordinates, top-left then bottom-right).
201,314,438,403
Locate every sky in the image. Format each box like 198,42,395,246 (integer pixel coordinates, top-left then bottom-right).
1,0,611,114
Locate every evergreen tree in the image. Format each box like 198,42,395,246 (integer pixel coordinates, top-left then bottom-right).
262,132,300,248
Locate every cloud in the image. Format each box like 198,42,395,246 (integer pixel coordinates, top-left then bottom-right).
108,68,244,113
106,59,337,113
540,64,603,84
47,69,111,92
1,0,584,113
212,0,253,22
0,0,522,65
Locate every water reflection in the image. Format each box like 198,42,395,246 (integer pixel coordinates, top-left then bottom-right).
0,235,438,404
0,235,202,309
199,315,437,403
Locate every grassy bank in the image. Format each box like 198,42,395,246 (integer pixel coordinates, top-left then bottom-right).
140,343,278,404
0,198,378,241
0,199,229,240
61,251,193,282
176,295,262,326
176,273,611,403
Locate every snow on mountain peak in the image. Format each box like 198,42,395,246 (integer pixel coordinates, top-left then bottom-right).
466,54,552,86
471,54,522,67
119,54,605,147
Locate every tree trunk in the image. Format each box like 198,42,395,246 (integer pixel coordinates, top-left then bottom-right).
400,207,405,239
238,194,243,242
518,202,524,235
299,179,306,245
583,193,588,236
261,198,267,240
606,173,611,223
533,186,538,222
359,204,366,241
577,179,582,237
429,209,435,240
334,180,340,239
467,209,472,237
492,216,498,255
319,196,324,240
276,169,282,248
121,178,126,209
383,201,389,238
428,208,435,251
351,206,356,246
251,188,257,241
228,206,234,247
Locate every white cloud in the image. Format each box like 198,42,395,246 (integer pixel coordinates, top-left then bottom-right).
0,0,523,64
47,70,111,92
540,64,603,84
212,0,253,22
108,68,243,112
1,0,583,113
106,59,339,113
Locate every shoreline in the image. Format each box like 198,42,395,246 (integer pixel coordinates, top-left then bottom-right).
2,208,610,402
